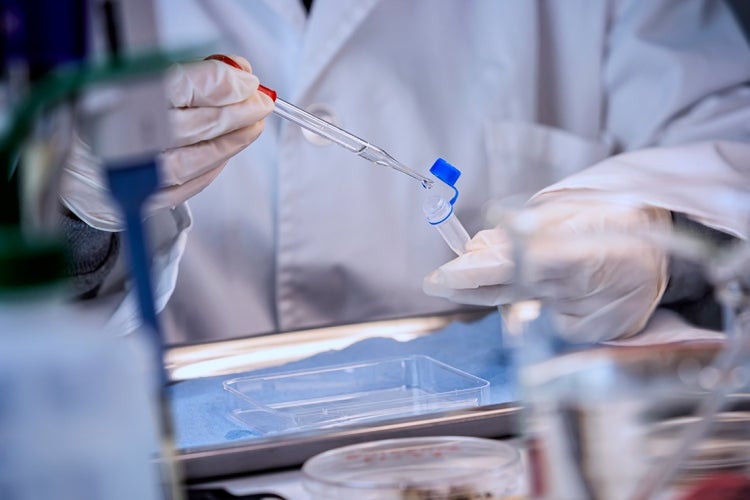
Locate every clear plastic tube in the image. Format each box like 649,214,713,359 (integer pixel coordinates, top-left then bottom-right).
423,193,470,256
436,213,471,256
423,191,519,354
272,98,434,189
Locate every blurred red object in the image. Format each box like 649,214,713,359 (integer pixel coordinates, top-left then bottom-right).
678,472,750,500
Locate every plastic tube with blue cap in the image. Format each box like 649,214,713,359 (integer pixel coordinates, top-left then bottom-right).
423,158,471,256
424,159,518,350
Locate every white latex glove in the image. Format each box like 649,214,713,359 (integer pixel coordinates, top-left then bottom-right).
423,192,672,342
60,55,274,231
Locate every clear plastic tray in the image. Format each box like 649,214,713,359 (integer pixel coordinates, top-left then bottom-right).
223,355,490,434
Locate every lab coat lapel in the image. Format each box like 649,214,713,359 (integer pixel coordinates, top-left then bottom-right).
259,0,307,33
290,0,380,100
195,0,306,55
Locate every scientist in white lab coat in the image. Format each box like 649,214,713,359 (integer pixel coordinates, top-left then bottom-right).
61,1,750,344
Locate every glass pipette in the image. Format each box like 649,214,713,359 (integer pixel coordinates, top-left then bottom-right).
205,55,433,187
258,84,434,189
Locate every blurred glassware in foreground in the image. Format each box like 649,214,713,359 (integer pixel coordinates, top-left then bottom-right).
0,229,164,500
495,194,750,500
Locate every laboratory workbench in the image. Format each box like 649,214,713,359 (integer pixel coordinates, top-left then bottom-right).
165,310,522,482
166,311,740,499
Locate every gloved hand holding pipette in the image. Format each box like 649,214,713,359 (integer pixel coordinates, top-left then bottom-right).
423,189,671,343
60,55,274,231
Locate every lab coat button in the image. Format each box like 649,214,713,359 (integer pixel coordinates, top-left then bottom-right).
301,103,338,145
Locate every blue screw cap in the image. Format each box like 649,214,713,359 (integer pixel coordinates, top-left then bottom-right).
429,158,461,205
430,158,461,187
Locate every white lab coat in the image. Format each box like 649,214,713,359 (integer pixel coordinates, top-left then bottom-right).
141,0,750,344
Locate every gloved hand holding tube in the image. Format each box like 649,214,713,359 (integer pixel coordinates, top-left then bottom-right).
60,55,274,231
423,189,671,343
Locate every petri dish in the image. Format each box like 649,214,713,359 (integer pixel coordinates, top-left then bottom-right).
302,436,522,499
645,399,750,489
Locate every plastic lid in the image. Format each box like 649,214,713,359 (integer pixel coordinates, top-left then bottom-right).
430,158,461,187
303,436,522,498
429,158,461,206
0,226,67,293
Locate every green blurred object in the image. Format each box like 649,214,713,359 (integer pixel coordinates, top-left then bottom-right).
0,225,67,293
0,48,202,293
0,47,201,226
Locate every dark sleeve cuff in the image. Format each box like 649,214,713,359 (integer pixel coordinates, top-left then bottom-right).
58,210,120,298
661,212,737,330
